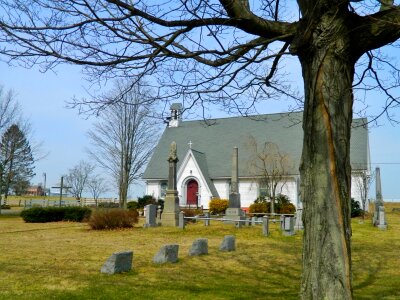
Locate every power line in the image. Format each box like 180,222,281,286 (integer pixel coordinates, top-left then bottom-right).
370,162,400,165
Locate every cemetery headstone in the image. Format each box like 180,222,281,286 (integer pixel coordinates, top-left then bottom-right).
153,244,179,264
377,206,388,230
251,216,257,226
294,209,304,230
101,251,133,274
204,212,210,226
262,216,269,236
189,238,208,256
280,215,285,230
283,216,295,236
143,204,157,227
219,235,236,252
179,211,185,229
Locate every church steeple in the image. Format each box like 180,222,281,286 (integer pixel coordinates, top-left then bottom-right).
168,103,182,127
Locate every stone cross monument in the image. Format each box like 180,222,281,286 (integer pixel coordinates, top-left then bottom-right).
225,147,245,223
162,141,180,226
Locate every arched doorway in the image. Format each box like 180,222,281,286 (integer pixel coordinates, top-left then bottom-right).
186,179,198,206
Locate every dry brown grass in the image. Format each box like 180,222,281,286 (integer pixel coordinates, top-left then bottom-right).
0,203,399,299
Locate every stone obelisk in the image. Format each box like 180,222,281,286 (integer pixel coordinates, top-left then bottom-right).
162,141,180,227
375,167,383,206
225,147,244,222
229,147,240,208
373,167,387,229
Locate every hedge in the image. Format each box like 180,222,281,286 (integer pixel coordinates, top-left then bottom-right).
20,207,91,223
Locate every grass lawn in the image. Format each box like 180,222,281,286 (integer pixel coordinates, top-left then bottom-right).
0,204,399,300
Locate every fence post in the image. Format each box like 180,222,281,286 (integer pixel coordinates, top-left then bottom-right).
236,220,242,228
262,216,269,236
204,212,210,226
179,211,185,229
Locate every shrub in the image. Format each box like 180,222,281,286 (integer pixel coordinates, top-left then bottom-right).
63,207,92,222
98,202,119,208
21,207,91,223
280,203,296,214
127,201,139,210
180,208,203,223
274,194,291,213
351,198,363,218
1,204,11,209
88,209,139,230
209,198,229,215
137,195,156,209
248,202,269,217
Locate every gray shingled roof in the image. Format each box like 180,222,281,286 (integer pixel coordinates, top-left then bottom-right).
190,149,220,197
143,111,369,180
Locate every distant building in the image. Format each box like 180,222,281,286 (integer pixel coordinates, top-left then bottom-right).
143,105,370,209
25,185,44,196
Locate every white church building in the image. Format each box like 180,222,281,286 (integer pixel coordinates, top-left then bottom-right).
143,104,370,209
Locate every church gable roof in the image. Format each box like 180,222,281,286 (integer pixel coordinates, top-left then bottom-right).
189,149,219,198
143,111,369,180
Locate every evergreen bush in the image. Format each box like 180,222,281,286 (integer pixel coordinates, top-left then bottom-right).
137,195,156,208
21,207,91,223
98,202,119,208
351,198,363,218
127,201,139,210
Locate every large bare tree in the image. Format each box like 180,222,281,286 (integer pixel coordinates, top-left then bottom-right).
87,81,158,209
353,167,375,220
247,137,294,214
64,160,95,200
0,86,20,133
87,175,108,207
1,1,400,298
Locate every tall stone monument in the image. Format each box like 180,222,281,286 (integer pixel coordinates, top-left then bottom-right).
373,167,387,229
225,147,245,222
162,141,180,227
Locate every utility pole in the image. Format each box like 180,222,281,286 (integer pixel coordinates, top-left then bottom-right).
43,172,46,196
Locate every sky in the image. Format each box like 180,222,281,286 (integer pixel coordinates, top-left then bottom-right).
0,55,400,201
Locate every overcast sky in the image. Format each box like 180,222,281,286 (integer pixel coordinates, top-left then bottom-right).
0,54,400,200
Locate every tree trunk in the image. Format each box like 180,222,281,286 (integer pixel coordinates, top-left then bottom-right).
297,14,355,300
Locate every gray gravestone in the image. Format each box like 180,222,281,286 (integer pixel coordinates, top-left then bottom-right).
204,212,210,226
280,215,285,230
189,238,208,256
101,251,133,274
251,216,257,226
219,235,236,252
144,204,157,227
294,209,304,230
262,216,269,236
283,216,295,236
153,244,179,264
179,211,185,229
377,206,387,230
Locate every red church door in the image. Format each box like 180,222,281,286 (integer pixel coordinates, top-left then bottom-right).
186,179,198,206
